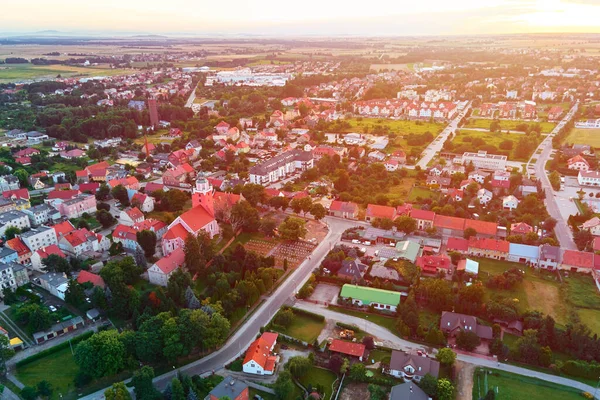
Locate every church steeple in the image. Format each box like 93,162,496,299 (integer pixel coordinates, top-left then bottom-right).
192,177,214,217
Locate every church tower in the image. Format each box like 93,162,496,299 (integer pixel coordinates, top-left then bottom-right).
192,177,214,217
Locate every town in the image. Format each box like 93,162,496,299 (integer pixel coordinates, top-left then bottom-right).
0,32,600,400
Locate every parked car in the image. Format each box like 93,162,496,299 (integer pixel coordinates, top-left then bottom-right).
363,241,371,246
48,305,57,312
351,239,361,244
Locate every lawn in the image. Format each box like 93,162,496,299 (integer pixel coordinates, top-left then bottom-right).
564,273,600,310
298,367,338,400
0,63,133,84
408,187,439,202
249,388,277,400
563,128,600,148
327,306,397,333
367,349,392,364
69,214,101,230
465,118,556,133
16,346,79,400
471,368,584,400
386,177,416,203
452,129,542,162
343,118,444,135
272,312,325,343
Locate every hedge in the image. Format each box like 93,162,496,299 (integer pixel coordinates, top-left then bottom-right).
560,360,600,380
16,330,94,367
287,306,325,322
336,322,362,333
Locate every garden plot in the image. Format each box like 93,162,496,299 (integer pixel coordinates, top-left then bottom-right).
272,241,316,268
244,239,278,257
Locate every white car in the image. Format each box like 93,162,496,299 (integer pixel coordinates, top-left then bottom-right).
363,241,371,246
389,242,396,247
351,239,361,244
49,305,57,312
360,247,367,253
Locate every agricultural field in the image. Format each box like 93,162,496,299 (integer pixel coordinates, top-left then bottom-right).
472,368,584,400
452,129,542,162
563,128,600,148
464,118,556,133
0,63,133,84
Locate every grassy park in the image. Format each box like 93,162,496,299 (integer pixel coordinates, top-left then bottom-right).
563,128,600,147
465,118,556,133
472,368,584,400
343,118,443,135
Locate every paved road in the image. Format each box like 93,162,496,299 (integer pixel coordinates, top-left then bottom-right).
527,102,579,250
294,302,600,398
416,103,471,169
185,83,197,108
79,216,362,399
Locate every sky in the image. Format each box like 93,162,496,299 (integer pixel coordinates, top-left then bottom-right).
2,0,600,36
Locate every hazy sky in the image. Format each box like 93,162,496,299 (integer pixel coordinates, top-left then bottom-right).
2,0,600,35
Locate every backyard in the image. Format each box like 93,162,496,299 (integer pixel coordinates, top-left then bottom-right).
465,118,556,133
471,368,584,400
451,130,543,162
271,311,325,343
563,128,600,148
407,186,439,202
298,367,338,400
564,273,600,334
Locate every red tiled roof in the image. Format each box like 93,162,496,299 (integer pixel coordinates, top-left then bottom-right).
126,207,144,221
145,183,164,194
214,192,241,209
36,245,65,260
2,188,29,200
447,237,469,252
113,224,137,241
47,190,79,200
416,255,451,272
329,339,366,358
53,220,75,237
468,238,509,252
178,206,214,232
77,270,105,288
154,247,185,274
243,337,274,369
79,182,100,193
491,179,510,188
87,161,110,171
366,204,396,220
76,170,88,178
134,218,166,232
562,250,594,269
464,219,497,236
260,332,279,349
410,208,435,221
330,200,358,214
511,222,533,234
434,215,465,231
396,203,413,216
6,237,30,256
594,237,600,252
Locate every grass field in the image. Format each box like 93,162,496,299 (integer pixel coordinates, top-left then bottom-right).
465,118,556,133
472,368,584,400
453,129,542,162
299,368,338,400
272,312,325,343
408,187,439,202
563,128,600,147
387,177,416,202
367,349,392,364
0,63,133,83
327,306,397,333
343,118,443,135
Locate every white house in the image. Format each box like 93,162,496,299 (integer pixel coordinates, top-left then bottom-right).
502,195,519,210
578,170,600,186
242,332,279,375
581,217,600,236
0,211,31,237
148,248,185,287
388,350,440,382
477,189,493,205
567,155,590,171
18,226,57,253
384,159,399,172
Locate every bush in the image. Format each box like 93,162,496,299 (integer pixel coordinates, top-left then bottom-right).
336,322,362,332
286,306,325,322
227,359,243,372
16,331,94,367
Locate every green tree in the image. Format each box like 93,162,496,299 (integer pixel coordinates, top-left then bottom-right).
275,308,294,328
418,373,438,397
230,201,260,233
435,348,456,366
104,382,132,400
136,230,157,258
96,209,116,228
484,389,496,400
463,227,477,239
171,378,185,400
278,217,307,241
74,330,126,378
111,184,130,206
437,379,454,400
349,362,366,381
574,229,593,251
14,169,29,187
274,371,294,400
456,330,481,351
241,184,267,207
286,356,311,378
132,366,161,400
310,203,327,220
96,183,110,201
42,254,72,274
65,280,86,307
0,334,15,375
394,216,417,234
259,218,278,237
21,387,37,400
367,385,387,400
4,226,21,240
36,380,53,398
548,171,561,191
16,303,52,334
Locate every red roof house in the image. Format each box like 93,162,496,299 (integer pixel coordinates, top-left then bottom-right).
329,339,366,360
561,250,595,272
365,204,397,222
77,270,106,289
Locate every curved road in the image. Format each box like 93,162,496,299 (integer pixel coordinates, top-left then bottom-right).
80,216,361,399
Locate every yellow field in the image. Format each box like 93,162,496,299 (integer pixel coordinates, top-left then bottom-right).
563,128,600,147
523,280,568,325
0,63,134,83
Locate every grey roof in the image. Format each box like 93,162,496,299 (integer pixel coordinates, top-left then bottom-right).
208,376,248,400
28,204,56,214
26,131,46,138
0,210,26,223
0,175,19,184
39,272,69,288
540,244,561,262
389,383,429,400
62,193,93,206
440,311,493,340
338,259,367,280
389,350,440,379
369,261,400,280
19,226,53,239
33,316,85,340
0,246,17,260
86,308,100,319
249,150,313,176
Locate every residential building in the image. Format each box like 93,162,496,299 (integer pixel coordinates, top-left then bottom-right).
58,228,110,258
131,193,154,212
119,207,145,226
416,255,451,274
30,245,66,272
338,259,367,282
457,259,479,275
389,383,429,400
249,150,314,185
538,244,561,270
0,210,30,237
578,170,600,186
0,262,29,294
76,270,105,289
23,204,60,226
148,248,185,287
57,194,97,219
0,175,19,193
508,243,539,264
394,241,421,263
581,217,600,236
6,237,32,265
560,250,595,273
510,222,533,235
38,272,69,300
440,311,493,340
568,155,590,171
0,247,18,265
477,189,493,205
329,201,359,219
369,260,400,281
365,204,397,222
44,190,80,208
468,238,509,260
18,226,57,253
328,339,366,361
388,350,440,382
206,376,249,400
410,209,435,231
112,224,141,251
502,195,519,210
460,151,507,171
339,284,401,312
243,332,279,375
446,237,469,253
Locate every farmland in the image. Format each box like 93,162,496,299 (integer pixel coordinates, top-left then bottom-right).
563,128,600,148
0,63,134,83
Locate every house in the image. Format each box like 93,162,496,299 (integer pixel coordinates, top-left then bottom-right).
243,332,279,375
389,383,429,400
369,260,400,281
30,245,66,272
578,170,600,186
329,201,359,220
567,155,590,171
394,241,421,263
339,284,401,312
45,189,80,208
464,219,498,238
426,175,451,188
32,316,85,344
0,175,20,193
249,150,314,185
581,217,600,236
446,237,469,253
60,149,86,159
207,376,249,400
0,247,18,264
134,219,168,240
162,164,195,188
538,244,561,270
508,243,540,264
329,339,366,361
52,220,75,240
548,106,564,121
76,270,105,289
511,222,533,235
57,194,97,219
560,250,595,273
112,224,140,252
410,209,435,231
365,204,397,222
457,259,479,275
148,247,185,286
131,192,154,212
468,238,509,260
162,178,219,256
120,207,145,226
440,311,493,340
460,151,507,171
338,259,367,282
6,237,32,265
18,226,57,253
468,170,490,184
108,176,140,191
476,189,493,205
434,215,465,236
58,228,110,258
416,255,451,275
388,350,440,382
38,272,69,300
0,262,29,294
145,182,165,195
23,204,60,226
502,195,519,210
384,159,400,172
0,210,31,237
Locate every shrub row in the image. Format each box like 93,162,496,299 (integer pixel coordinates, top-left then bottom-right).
559,360,600,380
335,322,362,332
16,330,94,367
287,306,325,322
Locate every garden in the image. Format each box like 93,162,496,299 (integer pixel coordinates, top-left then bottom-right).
270,307,325,343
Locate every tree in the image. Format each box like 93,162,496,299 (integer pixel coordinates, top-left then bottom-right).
463,227,477,240
484,389,496,400
65,280,86,307
349,363,366,381
269,196,290,211
456,330,481,351
96,209,116,228
230,201,260,233
435,348,456,366
437,379,454,400
36,380,53,398
367,385,387,400
96,183,110,201
574,229,593,251
14,169,29,187
275,308,294,328
394,216,417,234
74,330,126,378
16,303,52,334
362,336,375,350
171,378,185,400
21,387,38,400
290,197,313,216
286,356,311,378
104,382,132,400
259,218,277,237
278,217,307,241
548,171,561,191
328,354,343,373
543,217,557,232
340,357,350,374
4,226,21,240
418,374,438,397
132,366,161,400
241,184,267,207
274,371,294,400
310,203,326,220
137,230,157,258
111,184,129,206
0,334,15,376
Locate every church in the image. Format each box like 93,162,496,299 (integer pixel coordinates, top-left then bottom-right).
161,177,220,256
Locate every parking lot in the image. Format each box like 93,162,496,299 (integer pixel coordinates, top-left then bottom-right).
308,283,340,305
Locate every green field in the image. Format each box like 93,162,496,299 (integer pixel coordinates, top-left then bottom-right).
472,368,584,400
327,306,397,333
408,187,439,202
387,177,416,202
465,118,556,133
343,118,444,135
367,349,392,364
272,312,325,343
453,130,542,162
563,128,600,148
299,367,338,400
0,63,134,83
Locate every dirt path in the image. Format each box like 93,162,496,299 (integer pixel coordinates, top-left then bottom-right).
455,361,475,400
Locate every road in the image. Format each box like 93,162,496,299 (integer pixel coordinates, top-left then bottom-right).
527,102,579,250
184,83,198,108
293,302,600,398
415,103,471,169
79,216,362,399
